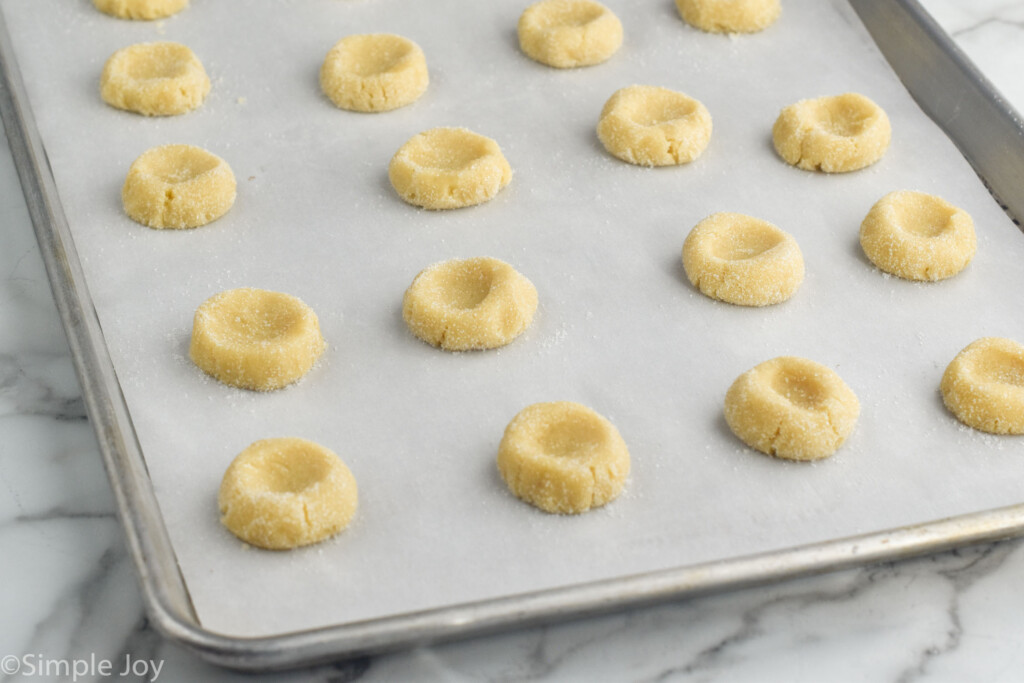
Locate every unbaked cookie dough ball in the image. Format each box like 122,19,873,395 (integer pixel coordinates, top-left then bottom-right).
389,127,512,210
93,0,187,20
860,191,976,281
190,288,326,391
403,257,538,351
675,0,780,33
101,42,210,116
320,34,428,113
772,93,891,173
219,438,358,550
597,85,712,167
682,212,804,306
497,402,630,514
725,357,860,461
122,144,236,229
518,0,623,68
941,337,1024,434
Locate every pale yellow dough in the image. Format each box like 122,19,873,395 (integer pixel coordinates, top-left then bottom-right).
219,438,358,550
860,190,976,281
497,402,630,514
403,257,538,351
675,0,780,33
518,0,623,68
941,337,1024,435
320,34,428,113
772,93,891,173
94,0,187,20
389,127,512,210
122,144,236,229
597,85,712,167
725,357,860,461
189,288,326,391
682,212,804,306
101,42,210,116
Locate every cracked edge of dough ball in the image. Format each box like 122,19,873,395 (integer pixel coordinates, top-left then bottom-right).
93,0,188,20
319,33,429,113
597,85,713,167
674,0,781,33
101,42,211,116
859,190,976,282
941,337,1024,435
772,93,891,173
518,0,623,68
724,356,860,461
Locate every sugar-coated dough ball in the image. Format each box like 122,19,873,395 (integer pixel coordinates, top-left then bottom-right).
101,42,210,116
518,0,623,68
682,212,803,306
675,0,780,33
597,85,712,167
773,93,891,173
725,357,860,461
122,144,236,229
93,0,187,20
389,127,512,210
320,34,428,113
190,288,326,391
497,402,630,514
941,338,1024,434
860,190,976,282
219,438,358,550
403,257,538,351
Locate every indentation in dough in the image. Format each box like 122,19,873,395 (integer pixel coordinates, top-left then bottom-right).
93,0,187,20
389,127,512,210
772,93,891,173
320,34,428,112
682,212,804,306
497,402,630,514
860,190,976,281
675,0,780,33
402,257,538,351
724,357,860,461
189,288,326,391
518,0,623,68
122,144,236,229
941,337,1024,434
597,85,713,166
101,42,209,116
219,438,358,550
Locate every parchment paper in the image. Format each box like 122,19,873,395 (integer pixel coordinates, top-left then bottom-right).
5,0,1024,638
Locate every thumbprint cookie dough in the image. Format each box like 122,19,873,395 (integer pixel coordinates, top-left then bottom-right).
597,85,713,167
101,42,210,116
122,144,235,229
860,191,976,281
93,0,187,20
518,0,623,68
389,127,512,210
772,93,891,173
219,438,358,550
675,0,780,33
190,288,326,391
320,34,428,113
941,337,1024,434
682,212,804,306
725,357,860,461
403,257,538,351
497,402,630,514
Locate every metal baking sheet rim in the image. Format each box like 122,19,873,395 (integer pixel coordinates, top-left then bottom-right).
2,0,1023,671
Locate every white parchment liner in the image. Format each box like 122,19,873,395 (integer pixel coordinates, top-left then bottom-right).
5,0,1024,637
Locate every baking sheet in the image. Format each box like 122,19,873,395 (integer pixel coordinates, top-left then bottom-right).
5,0,1024,639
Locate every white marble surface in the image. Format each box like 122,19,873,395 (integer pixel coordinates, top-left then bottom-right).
2,1,1023,681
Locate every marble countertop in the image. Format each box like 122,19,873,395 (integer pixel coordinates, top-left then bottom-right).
2,2,1023,681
